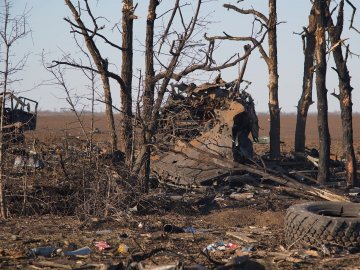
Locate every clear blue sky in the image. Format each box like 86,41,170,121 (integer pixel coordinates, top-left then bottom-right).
10,0,360,113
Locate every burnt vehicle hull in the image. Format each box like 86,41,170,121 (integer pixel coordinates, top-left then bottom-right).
152,81,258,186
1,93,38,143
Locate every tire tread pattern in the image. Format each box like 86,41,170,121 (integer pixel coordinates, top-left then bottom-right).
285,202,360,249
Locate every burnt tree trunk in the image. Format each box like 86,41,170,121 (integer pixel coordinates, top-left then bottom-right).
295,5,316,153
315,0,330,184
65,0,118,152
327,0,358,186
268,0,281,159
102,75,118,153
0,44,9,219
121,0,134,166
134,0,158,192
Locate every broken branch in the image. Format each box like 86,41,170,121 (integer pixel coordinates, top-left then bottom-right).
223,4,269,25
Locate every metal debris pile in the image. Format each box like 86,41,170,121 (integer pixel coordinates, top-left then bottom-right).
153,79,260,186
159,79,259,144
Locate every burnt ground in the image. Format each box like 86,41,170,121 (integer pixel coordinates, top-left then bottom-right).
0,112,360,269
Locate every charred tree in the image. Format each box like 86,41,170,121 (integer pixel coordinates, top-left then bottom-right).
267,0,281,159
314,0,330,184
326,0,358,186
138,0,158,192
121,0,135,167
62,0,120,152
295,4,316,153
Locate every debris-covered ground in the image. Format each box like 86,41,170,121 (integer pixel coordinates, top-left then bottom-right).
1,180,360,270
1,83,360,269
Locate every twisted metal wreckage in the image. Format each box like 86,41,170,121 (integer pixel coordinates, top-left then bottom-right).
152,79,259,186
151,79,348,202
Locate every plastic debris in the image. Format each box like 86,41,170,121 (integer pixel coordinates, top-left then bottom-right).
117,243,129,255
27,246,59,258
183,227,196,233
94,241,111,250
204,242,237,252
63,246,92,256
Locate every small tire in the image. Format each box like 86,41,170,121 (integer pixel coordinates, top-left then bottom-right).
285,201,360,250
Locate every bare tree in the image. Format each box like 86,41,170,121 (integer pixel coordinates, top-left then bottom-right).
223,0,281,159
314,0,330,184
327,0,358,186
267,0,281,159
53,0,124,152
121,0,135,167
0,0,30,218
294,4,316,153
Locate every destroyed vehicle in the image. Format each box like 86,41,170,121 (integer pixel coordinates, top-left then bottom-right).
0,92,38,143
153,80,259,187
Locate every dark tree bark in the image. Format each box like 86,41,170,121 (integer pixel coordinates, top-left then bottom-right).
64,0,118,152
121,0,134,167
326,0,358,186
136,0,158,192
295,5,316,153
314,0,330,184
268,0,281,159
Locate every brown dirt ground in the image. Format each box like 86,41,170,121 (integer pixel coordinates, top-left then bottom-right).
30,112,360,157
1,112,360,269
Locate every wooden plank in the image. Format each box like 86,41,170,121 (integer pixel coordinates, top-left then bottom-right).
226,231,258,243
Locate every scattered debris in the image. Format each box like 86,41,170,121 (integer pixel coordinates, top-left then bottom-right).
229,192,254,201
117,243,129,255
163,224,186,233
94,241,111,251
204,241,238,253
26,246,58,258
63,246,92,257
13,152,44,170
152,80,349,204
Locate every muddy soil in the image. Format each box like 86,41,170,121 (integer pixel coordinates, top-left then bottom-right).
0,112,359,269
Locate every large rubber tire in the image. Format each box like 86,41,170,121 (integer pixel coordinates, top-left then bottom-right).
285,201,360,250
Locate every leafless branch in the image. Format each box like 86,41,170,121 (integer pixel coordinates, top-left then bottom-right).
203,28,269,64
223,4,269,24
345,0,360,34
43,55,90,142
330,89,340,100
50,60,124,87
158,0,180,54
64,18,124,51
